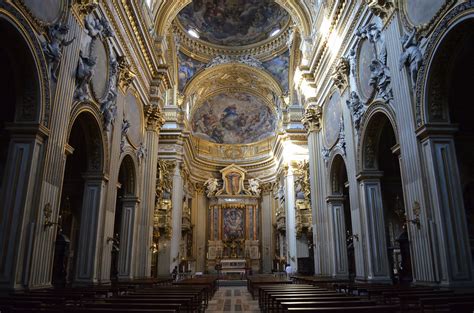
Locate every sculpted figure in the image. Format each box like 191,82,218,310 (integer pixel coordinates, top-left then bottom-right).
248,178,261,196
399,28,423,88
204,178,219,197
346,91,365,132
75,51,97,101
100,90,117,131
137,143,147,164
85,15,114,39
42,23,75,81
369,58,393,101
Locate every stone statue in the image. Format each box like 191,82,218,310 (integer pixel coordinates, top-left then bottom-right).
85,15,114,39
348,48,356,76
120,118,130,153
74,51,96,101
369,58,393,102
356,23,381,43
100,89,117,131
204,178,219,197
137,143,147,164
248,178,261,196
399,28,423,88
346,91,365,132
42,23,75,81
321,147,330,164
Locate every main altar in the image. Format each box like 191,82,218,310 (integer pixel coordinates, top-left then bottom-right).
204,164,261,274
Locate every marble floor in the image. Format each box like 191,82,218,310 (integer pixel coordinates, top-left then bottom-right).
206,286,260,313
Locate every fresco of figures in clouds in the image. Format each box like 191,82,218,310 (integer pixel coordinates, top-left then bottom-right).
191,92,276,144
263,49,289,92
178,52,204,92
178,0,289,47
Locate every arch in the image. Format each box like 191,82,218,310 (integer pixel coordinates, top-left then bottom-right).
415,2,474,127
68,103,108,173
154,0,311,39
117,153,138,197
328,153,348,195
0,6,50,126
358,103,399,173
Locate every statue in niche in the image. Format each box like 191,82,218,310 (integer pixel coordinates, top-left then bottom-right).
399,28,423,88
75,51,96,101
204,178,219,197
42,23,75,81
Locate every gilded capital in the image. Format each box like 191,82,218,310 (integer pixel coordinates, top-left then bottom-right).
72,0,98,21
365,0,395,23
332,57,349,92
117,56,136,92
302,105,322,133
145,105,165,132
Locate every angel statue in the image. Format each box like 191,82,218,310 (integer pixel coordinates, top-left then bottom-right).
204,178,219,197
42,23,75,81
248,178,261,196
399,28,423,88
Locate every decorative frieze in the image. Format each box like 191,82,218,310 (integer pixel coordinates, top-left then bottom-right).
302,105,322,133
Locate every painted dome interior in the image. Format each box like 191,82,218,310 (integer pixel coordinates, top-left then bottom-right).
191,92,277,144
177,0,290,47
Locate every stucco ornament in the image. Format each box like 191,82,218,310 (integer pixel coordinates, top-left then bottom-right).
399,28,423,88
335,118,346,156
302,105,322,133
348,48,356,76
205,178,219,197
85,14,114,39
136,143,147,164
120,118,130,153
321,147,330,165
247,178,261,196
206,55,264,70
365,0,395,22
42,23,75,81
100,89,117,131
346,91,365,132
332,57,350,91
74,51,97,101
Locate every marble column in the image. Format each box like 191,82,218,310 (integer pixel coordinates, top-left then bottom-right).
261,184,274,273
302,104,329,275
0,126,48,290
75,173,108,285
118,196,139,280
418,125,473,286
136,106,164,278
169,163,184,273
284,165,298,272
193,185,207,272
358,172,391,282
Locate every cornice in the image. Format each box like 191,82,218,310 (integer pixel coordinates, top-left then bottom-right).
173,21,291,62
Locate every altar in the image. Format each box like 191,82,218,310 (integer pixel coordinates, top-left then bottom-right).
204,164,261,274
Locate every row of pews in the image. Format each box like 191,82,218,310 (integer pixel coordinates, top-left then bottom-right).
251,275,474,313
0,276,217,313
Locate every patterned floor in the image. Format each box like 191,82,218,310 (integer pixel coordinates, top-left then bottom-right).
206,286,260,313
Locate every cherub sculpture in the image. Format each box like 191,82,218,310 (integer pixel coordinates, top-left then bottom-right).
204,178,219,197
248,178,261,196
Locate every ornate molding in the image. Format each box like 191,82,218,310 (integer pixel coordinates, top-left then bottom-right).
302,105,322,133
117,55,136,93
144,105,165,132
365,0,395,24
72,0,99,22
332,57,349,92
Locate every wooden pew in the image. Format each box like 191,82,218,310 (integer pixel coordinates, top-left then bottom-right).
285,304,400,312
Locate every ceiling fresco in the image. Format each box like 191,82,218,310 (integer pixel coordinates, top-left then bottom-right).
262,49,289,92
191,92,276,144
178,51,205,92
177,0,290,47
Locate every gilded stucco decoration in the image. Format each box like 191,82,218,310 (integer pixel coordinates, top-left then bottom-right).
302,105,322,133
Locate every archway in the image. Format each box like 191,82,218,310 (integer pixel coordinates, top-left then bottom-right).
329,154,355,280
0,14,46,288
52,111,104,286
359,110,411,283
111,154,138,281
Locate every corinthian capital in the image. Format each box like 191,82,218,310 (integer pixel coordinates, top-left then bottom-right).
365,0,395,23
302,104,322,133
145,105,165,132
332,57,350,92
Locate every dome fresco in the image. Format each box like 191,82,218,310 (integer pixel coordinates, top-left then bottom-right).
191,92,277,144
177,0,290,47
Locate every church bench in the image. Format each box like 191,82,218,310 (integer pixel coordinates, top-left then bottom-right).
68,309,177,313
81,302,182,312
105,296,198,312
247,276,292,298
285,304,400,312
382,289,454,305
448,302,474,313
270,296,365,313
261,291,340,311
279,300,377,313
128,288,207,310
257,286,327,307
419,294,474,312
